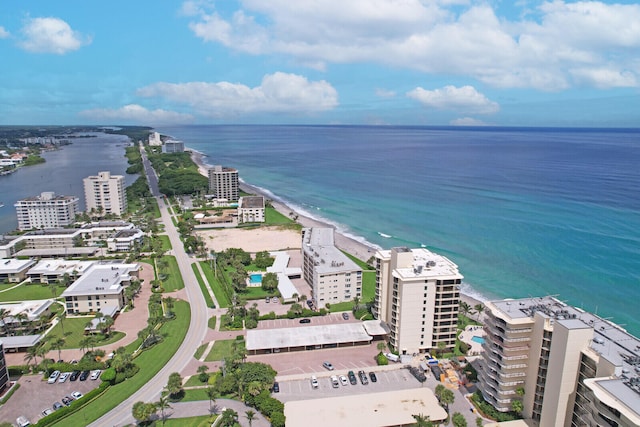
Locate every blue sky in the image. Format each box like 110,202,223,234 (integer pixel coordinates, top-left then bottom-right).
1,0,639,127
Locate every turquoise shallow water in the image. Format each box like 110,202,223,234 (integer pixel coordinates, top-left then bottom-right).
155,125,640,336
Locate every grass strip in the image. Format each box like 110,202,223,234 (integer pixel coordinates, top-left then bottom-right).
199,262,231,308
191,264,215,308
205,339,236,362
162,255,184,291
52,300,191,426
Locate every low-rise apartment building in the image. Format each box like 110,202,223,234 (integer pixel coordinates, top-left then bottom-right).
0,258,37,283
106,229,144,252
478,296,640,427
14,191,79,230
238,196,265,223
61,263,139,314
372,247,462,355
27,259,94,284
301,228,362,307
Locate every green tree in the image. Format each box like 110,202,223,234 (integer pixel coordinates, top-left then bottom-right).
476,417,484,427
511,399,523,415
377,341,387,354
261,272,278,292
352,296,361,313
166,372,183,399
452,412,468,427
49,337,66,362
459,301,472,318
412,413,434,427
220,408,239,427
156,395,172,425
440,388,455,412
132,401,156,424
474,303,484,321
198,364,210,383
205,386,218,413
245,409,256,427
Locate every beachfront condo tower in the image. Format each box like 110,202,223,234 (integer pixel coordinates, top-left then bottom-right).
208,165,239,202
14,191,79,230
301,228,363,308
478,296,640,426
83,171,127,216
372,247,462,355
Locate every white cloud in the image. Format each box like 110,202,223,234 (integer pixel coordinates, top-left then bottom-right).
0,26,9,39
19,17,91,54
137,72,338,117
80,104,194,125
569,67,637,89
407,85,499,114
450,117,488,126
375,88,396,98
183,0,640,90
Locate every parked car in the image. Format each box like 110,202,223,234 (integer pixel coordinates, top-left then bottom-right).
322,361,334,370
310,376,319,389
79,370,90,381
265,296,270,303
369,372,378,383
90,369,102,380
330,375,340,388
53,402,64,411
47,370,60,384
58,372,70,383
342,312,349,320
306,300,313,307
299,318,311,324
272,382,279,393
16,416,31,427
339,375,348,386
71,391,83,400
41,409,54,417
348,370,357,385
358,370,369,385
61,396,73,406
69,370,80,381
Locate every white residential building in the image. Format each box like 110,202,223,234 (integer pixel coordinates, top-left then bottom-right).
238,196,265,223
106,229,144,252
14,191,79,231
83,171,128,216
162,140,185,153
61,263,139,314
27,259,94,284
0,258,37,283
478,296,640,427
301,228,362,308
208,165,239,202
373,247,463,355
148,131,162,146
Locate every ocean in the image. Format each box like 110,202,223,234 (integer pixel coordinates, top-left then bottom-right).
155,125,640,336
0,133,136,233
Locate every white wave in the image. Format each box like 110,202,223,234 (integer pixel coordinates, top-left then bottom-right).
378,232,392,238
459,282,492,303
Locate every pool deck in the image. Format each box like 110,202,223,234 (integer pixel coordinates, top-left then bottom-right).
458,324,486,356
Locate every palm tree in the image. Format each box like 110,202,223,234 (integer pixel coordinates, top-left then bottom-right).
377,341,387,354
474,303,484,321
205,386,217,413
56,310,67,336
352,296,361,313
156,395,172,425
50,337,66,362
245,409,256,427
24,346,38,368
197,365,209,383
412,414,434,427
101,315,114,336
459,301,472,319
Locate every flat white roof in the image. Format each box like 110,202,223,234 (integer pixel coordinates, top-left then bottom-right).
0,300,54,322
302,228,361,274
284,388,447,427
267,251,301,300
61,263,138,297
28,259,94,276
246,323,372,351
0,258,36,274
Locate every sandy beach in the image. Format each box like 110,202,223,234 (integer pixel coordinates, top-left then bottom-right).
188,149,483,309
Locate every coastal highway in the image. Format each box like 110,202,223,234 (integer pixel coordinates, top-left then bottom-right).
90,145,209,426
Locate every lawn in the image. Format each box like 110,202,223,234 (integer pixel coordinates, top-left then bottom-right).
159,235,173,251
328,301,353,313
53,301,191,426
191,264,215,308
264,207,297,226
0,283,65,302
163,414,217,426
208,316,216,330
48,316,126,349
199,262,231,308
361,271,376,302
205,339,239,362
238,286,274,300
161,255,184,292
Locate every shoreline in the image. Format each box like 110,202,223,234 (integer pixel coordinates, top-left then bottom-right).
187,147,486,309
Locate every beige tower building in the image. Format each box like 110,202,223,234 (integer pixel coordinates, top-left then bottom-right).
479,296,640,427
208,165,239,202
373,247,462,355
14,191,79,230
83,171,127,216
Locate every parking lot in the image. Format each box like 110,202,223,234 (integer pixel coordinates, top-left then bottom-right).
274,368,424,402
0,373,100,425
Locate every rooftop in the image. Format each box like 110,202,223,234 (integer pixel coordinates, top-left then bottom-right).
246,322,373,351
0,258,36,274
16,191,78,203
239,196,264,209
28,259,94,276
302,228,361,274
379,247,463,280
61,262,139,297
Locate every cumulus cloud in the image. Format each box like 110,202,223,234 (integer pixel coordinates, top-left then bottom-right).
0,26,9,39
407,85,499,114
182,0,640,90
80,104,194,125
450,117,488,126
137,72,338,117
19,17,91,54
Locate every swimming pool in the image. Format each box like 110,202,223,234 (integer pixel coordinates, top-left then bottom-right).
471,336,485,344
250,273,263,284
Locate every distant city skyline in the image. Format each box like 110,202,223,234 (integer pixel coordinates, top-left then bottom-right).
1,1,639,127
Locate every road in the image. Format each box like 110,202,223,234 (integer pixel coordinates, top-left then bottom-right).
90,145,209,426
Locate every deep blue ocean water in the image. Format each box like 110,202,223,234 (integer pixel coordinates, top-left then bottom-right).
156,125,640,336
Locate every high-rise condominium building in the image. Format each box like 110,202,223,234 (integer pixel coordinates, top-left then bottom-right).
301,228,362,308
208,165,239,201
478,296,640,427
83,171,127,216
14,191,79,230
373,247,462,355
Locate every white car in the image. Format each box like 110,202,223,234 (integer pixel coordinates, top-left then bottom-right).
90,369,102,380
71,391,83,400
57,372,70,383
330,375,340,388
310,375,319,389
47,370,60,384
339,375,348,386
